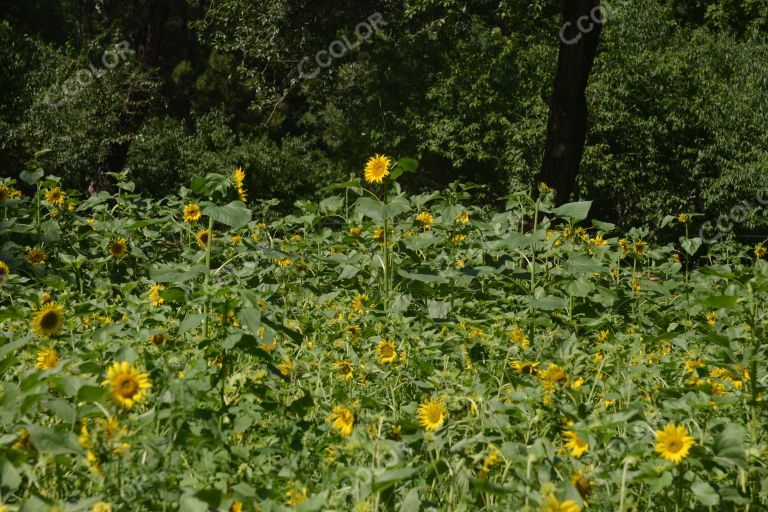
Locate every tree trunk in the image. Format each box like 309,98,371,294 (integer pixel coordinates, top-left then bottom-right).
538,0,602,205
89,0,169,195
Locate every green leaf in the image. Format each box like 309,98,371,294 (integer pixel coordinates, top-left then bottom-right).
179,313,205,334
371,467,420,493
660,215,677,228
691,481,719,506
398,488,421,512
202,201,252,229
20,169,44,185
553,201,592,222
150,264,206,283
681,237,703,256
427,300,452,319
237,308,261,335
389,157,419,181
699,295,738,309
25,425,84,455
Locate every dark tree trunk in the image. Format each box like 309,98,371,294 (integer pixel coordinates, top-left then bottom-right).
538,0,602,205
89,0,170,195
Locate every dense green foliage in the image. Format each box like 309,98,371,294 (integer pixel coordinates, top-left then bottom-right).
1,1,767,229
1,166,767,510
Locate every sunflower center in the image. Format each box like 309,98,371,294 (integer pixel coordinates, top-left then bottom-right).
427,407,442,423
667,439,682,452
40,311,60,330
381,346,394,358
116,375,138,397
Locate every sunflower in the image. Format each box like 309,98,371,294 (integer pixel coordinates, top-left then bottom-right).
363,154,391,184
27,246,47,265
108,238,128,259
542,495,581,512
477,447,502,480
415,211,433,227
45,187,67,206
590,234,608,247
232,167,248,202
35,348,60,370
275,257,293,267
655,424,695,464
563,430,589,457
0,184,8,202
633,240,649,255
376,339,397,364
148,283,165,306
511,360,540,376
0,260,10,282
509,329,530,348
352,293,369,313
102,361,152,410
32,302,64,337
417,398,447,431
456,211,470,224
334,361,354,381
183,203,202,223
678,213,689,223
348,226,362,237
149,333,166,346
756,243,767,258
92,502,113,512
706,311,717,326
196,229,211,249
328,405,355,437
230,502,243,512
571,470,594,499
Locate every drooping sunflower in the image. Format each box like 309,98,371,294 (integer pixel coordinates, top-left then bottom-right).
102,361,152,410
0,260,10,282
27,246,47,266
148,283,165,306
107,238,128,259
563,430,589,457
542,495,581,512
183,203,202,223
363,154,391,184
328,405,355,437
376,339,397,364
45,187,67,206
35,348,60,370
196,229,212,249
571,470,594,500
417,398,447,431
655,423,695,464
232,167,248,202
32,302,64,338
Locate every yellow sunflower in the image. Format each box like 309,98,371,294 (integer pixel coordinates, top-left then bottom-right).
148,283,165,306
102,361,152,410
563,430,589,457
183,203,202,223
376,339,397,364
678,213,689,223
0,184,8,202
456,211,470,224
45,187,67,206
633,240,649,255
230,502,243,512
655,423,695,464
352,293,369,313
571,470,594,499
348,226,362,237
706,311,717,326
196,229,212,249
756,243,767,258
542,495,581,512
108,238,128,259
334,361,354,381
363,154,391,184
32,302,64,337
0,260,10,282
328,405,355,437
415,211,433,227
232,167,248,202
417,398,447,431
92,502,112,512
27,246,47,265
511,360,540,376
35,348,60,370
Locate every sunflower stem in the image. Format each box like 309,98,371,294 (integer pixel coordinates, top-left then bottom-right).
202,216,214,339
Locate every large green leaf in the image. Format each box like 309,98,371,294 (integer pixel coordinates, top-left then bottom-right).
202,201,252,229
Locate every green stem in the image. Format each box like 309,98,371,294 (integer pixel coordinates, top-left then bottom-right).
202,216,214,339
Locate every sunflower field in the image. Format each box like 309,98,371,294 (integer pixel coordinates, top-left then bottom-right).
1,156,767,512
